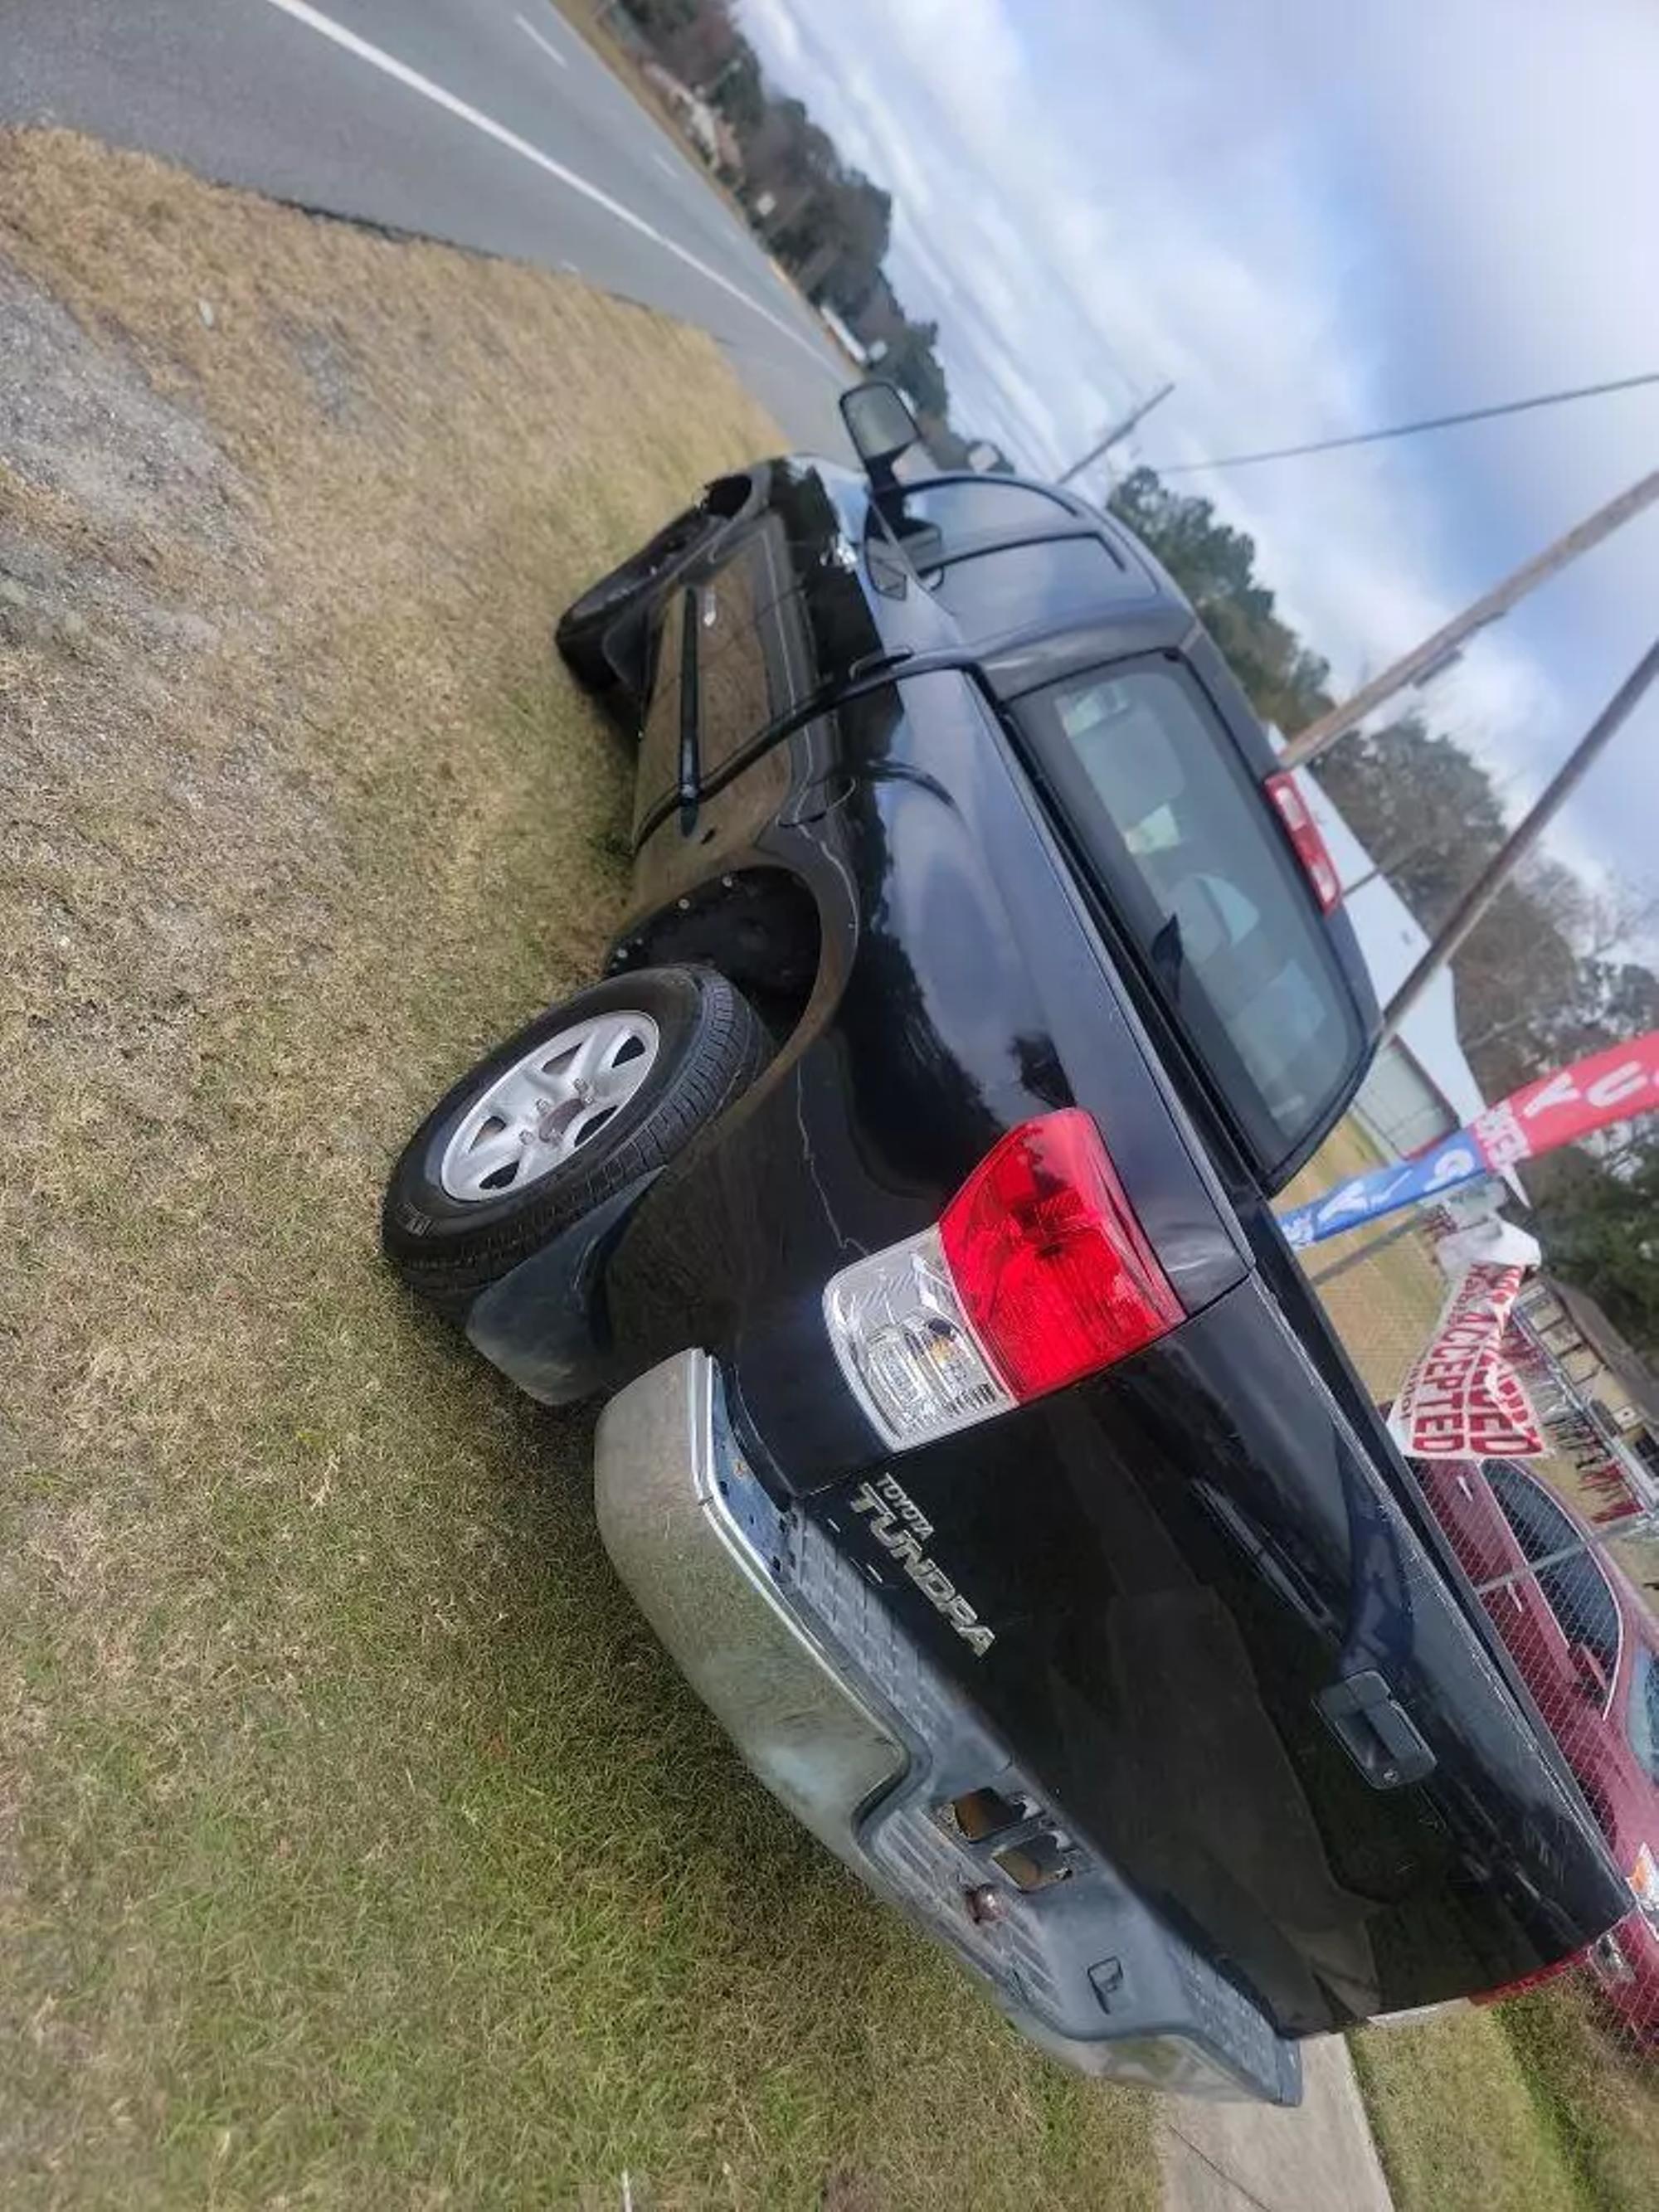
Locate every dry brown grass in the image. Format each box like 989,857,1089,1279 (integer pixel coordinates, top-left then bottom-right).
0,129,1154,2211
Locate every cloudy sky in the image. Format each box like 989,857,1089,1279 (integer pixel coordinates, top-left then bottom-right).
740,0,1659,905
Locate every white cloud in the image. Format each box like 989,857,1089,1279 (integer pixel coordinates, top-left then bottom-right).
739,0,1659,888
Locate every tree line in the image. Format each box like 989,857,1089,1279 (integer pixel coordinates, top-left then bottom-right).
1110,468,1659,1358
615,0,976,455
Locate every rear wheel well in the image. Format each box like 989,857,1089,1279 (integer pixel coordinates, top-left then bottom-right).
607,869,821,1043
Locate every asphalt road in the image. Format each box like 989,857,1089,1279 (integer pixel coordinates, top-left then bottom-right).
0,0,851,453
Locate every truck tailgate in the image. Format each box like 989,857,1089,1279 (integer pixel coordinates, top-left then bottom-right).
805,1271,1630,2033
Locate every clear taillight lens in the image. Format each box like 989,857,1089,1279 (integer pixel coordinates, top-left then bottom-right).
824,1226,1013,1449
824,1111,1182,1451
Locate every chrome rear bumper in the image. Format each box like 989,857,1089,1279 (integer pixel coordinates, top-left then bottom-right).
594,1346,907,1869
595,1350,1301,2106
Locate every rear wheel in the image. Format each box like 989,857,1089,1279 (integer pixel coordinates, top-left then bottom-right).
382,966,768,1314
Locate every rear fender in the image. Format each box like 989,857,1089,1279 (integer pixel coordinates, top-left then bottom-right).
465,1171,660,1402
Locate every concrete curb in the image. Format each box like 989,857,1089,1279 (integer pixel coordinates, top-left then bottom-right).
1161,2035,1394,2212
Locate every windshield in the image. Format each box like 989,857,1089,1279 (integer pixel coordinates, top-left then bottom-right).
1018,660,1365,1172
894,475,1073,543
1629,1645,1659,1786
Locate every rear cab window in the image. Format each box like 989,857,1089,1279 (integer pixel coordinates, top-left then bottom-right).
1014,658,1365,1179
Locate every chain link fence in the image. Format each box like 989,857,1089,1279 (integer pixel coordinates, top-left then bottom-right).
1296,1182,1659,2059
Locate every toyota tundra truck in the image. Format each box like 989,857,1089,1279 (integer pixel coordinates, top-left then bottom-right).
382,381,1629,2103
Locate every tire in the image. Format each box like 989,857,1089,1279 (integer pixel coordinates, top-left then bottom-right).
382,966,768,1314
555,499,721,700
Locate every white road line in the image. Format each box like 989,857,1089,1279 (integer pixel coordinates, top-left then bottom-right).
652,151,675,177
257,0,834,372
513,12,567,69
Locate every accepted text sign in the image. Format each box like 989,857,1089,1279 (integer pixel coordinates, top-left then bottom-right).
1387,1260,1545,1461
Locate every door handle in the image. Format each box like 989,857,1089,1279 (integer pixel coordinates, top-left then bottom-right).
1316,1670,1436,1790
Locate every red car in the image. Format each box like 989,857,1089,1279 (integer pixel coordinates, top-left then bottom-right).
1412,1453,1659,2042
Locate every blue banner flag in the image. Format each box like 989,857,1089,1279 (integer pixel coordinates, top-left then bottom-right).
1278,1131,1486,1248
1281,1029,1659,1248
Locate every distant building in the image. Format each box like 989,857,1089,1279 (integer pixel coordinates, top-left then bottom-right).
1292,771,1488,1158
1519,1277,1659,1495
640,61,729,172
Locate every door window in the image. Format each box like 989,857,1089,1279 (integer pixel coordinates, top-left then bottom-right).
895,475,1073,550
1535,1554,1622,1684
1484,1461,1577,1561
1627,1646,1659,1784
1484,1462,1621,1687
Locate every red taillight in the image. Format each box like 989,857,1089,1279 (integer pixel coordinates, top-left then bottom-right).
940,1111,1182,1402
824,1110,1184,1450
1265,771,1341,912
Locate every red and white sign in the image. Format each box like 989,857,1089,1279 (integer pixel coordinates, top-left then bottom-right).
1283,1028,1659,1247
1471,1030,1659,1171
1389,1224,1546,1459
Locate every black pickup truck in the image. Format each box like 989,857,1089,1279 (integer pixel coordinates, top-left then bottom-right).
384,382,1627,2103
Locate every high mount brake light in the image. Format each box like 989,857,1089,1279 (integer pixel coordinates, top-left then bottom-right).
824,1111,1183,1451
1265,771,1342,912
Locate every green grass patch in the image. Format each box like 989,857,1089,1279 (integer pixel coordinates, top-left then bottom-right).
1352,1989,1659,2212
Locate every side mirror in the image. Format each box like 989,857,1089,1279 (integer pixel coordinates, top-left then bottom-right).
840,380,922,488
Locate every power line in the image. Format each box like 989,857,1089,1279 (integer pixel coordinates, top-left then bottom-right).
1149,368,1659,477
1057,382,1175,484
1379,634,1659,1047
1281,469,1659,768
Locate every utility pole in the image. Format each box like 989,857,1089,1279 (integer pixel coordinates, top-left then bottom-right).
1378,636,1659,1046
700,53,747,100
1058,382,1175,487
1280,469,1659,770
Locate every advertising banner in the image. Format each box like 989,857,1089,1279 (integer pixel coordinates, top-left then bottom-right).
1280,1028,1659,1247
1385,1223,1546,1460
